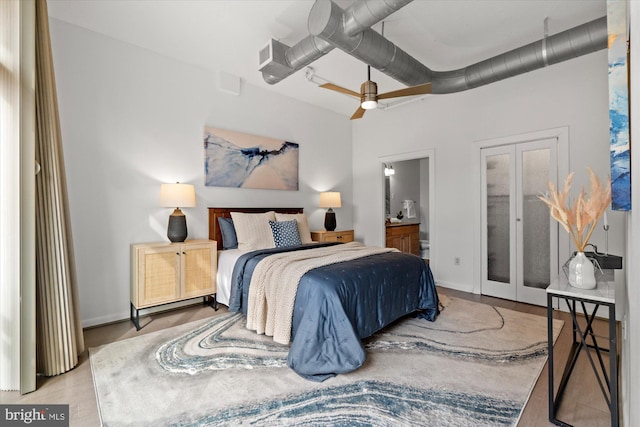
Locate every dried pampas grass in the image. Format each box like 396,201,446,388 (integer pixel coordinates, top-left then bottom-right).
538,168,611,252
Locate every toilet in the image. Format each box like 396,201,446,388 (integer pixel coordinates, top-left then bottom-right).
420,240,430,259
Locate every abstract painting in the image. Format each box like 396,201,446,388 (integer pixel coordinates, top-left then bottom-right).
204,127,299,190
607,0,630,211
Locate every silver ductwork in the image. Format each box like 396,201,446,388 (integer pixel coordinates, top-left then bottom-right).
260,0,413,85
342,0,413,36
260,0,608,96
432,16,608,93
260,36,334,85
308,0,430,86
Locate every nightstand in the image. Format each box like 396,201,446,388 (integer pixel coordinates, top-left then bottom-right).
130,239,218,330
310,230,354,243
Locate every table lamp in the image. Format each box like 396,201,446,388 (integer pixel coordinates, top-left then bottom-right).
319,191,341,231
160,182,196,242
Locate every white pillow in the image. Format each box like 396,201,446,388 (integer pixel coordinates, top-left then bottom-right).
275,213,312,244
230,211,276,251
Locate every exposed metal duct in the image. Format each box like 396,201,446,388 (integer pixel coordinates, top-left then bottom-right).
260,0,608,98
432,16,608,93
260,0,413,85
342,0,413,36
260,36,334,85
308,0,430,86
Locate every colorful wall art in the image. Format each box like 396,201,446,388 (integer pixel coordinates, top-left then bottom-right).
204,127,299,190
607,0,631,210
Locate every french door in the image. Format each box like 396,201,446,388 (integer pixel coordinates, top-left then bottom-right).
481,138,559,306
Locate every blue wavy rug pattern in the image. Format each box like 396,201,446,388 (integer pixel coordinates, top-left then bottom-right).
89,296,562,426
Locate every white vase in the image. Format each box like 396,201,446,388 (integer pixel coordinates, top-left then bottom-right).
568,252,597,289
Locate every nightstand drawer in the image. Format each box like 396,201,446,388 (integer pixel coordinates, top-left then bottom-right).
311,230,354,243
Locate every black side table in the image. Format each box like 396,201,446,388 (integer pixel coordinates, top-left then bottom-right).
546,276,618,426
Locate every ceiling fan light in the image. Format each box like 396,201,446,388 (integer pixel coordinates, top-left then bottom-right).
360,80,378,110
361,99,377,110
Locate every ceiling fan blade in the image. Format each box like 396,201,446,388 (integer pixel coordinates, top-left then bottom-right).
320,83,361,98
350,106,366,120
377,82,432,100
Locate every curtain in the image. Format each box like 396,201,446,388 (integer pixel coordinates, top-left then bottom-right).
0,0,37,392
34,0,85,376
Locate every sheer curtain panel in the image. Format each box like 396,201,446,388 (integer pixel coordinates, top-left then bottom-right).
0,0,37,393
0,0,22,392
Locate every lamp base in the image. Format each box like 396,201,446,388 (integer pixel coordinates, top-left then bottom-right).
324,209,336,232
167,208,188,243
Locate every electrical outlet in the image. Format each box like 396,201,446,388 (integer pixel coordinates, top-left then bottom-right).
454,257,460,266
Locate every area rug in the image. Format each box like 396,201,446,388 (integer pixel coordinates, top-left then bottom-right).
89,296,562,426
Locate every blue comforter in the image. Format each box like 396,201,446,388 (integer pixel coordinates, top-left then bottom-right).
228,243,439,381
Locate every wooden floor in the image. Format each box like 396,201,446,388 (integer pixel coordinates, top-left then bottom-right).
0,287,614,426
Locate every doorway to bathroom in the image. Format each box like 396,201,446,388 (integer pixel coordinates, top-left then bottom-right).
381,149,435,268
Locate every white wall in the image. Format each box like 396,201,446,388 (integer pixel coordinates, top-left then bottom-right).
623,2,639,425
49,19,353,327
352,50,625,295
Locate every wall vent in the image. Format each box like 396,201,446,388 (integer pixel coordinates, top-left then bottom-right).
258,39,293,77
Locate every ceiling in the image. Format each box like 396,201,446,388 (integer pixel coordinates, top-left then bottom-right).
46,0,607,118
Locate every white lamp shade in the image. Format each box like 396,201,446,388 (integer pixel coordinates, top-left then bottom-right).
319,191,341,209
160,183,196,208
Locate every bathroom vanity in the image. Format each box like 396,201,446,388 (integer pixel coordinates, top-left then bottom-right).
385,223,421,257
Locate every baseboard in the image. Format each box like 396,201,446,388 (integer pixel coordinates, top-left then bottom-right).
435,280,476,294
82,298,208,329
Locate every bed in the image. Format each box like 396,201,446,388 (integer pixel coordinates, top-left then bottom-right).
209,207,439,381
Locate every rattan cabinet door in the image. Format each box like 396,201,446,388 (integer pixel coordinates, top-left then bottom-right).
181,243,217,298
137,246,180,307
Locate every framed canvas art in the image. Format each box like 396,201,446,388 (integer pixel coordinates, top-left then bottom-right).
204,127,299,190
607,0,630,210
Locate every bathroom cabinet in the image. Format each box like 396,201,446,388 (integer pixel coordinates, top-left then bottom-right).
385,223,420,256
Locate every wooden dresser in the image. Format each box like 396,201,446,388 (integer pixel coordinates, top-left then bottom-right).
385,223,420,256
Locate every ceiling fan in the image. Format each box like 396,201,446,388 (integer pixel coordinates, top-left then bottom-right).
320,65,432,120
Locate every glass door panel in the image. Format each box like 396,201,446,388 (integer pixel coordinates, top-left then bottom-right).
521,148,550,288
515,140,558,306
486,154,511,284
481,146,516,301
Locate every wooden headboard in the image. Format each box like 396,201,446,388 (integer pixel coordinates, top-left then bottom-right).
208,207,304,250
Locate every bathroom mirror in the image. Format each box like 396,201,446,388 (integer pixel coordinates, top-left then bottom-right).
383,158,430,260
